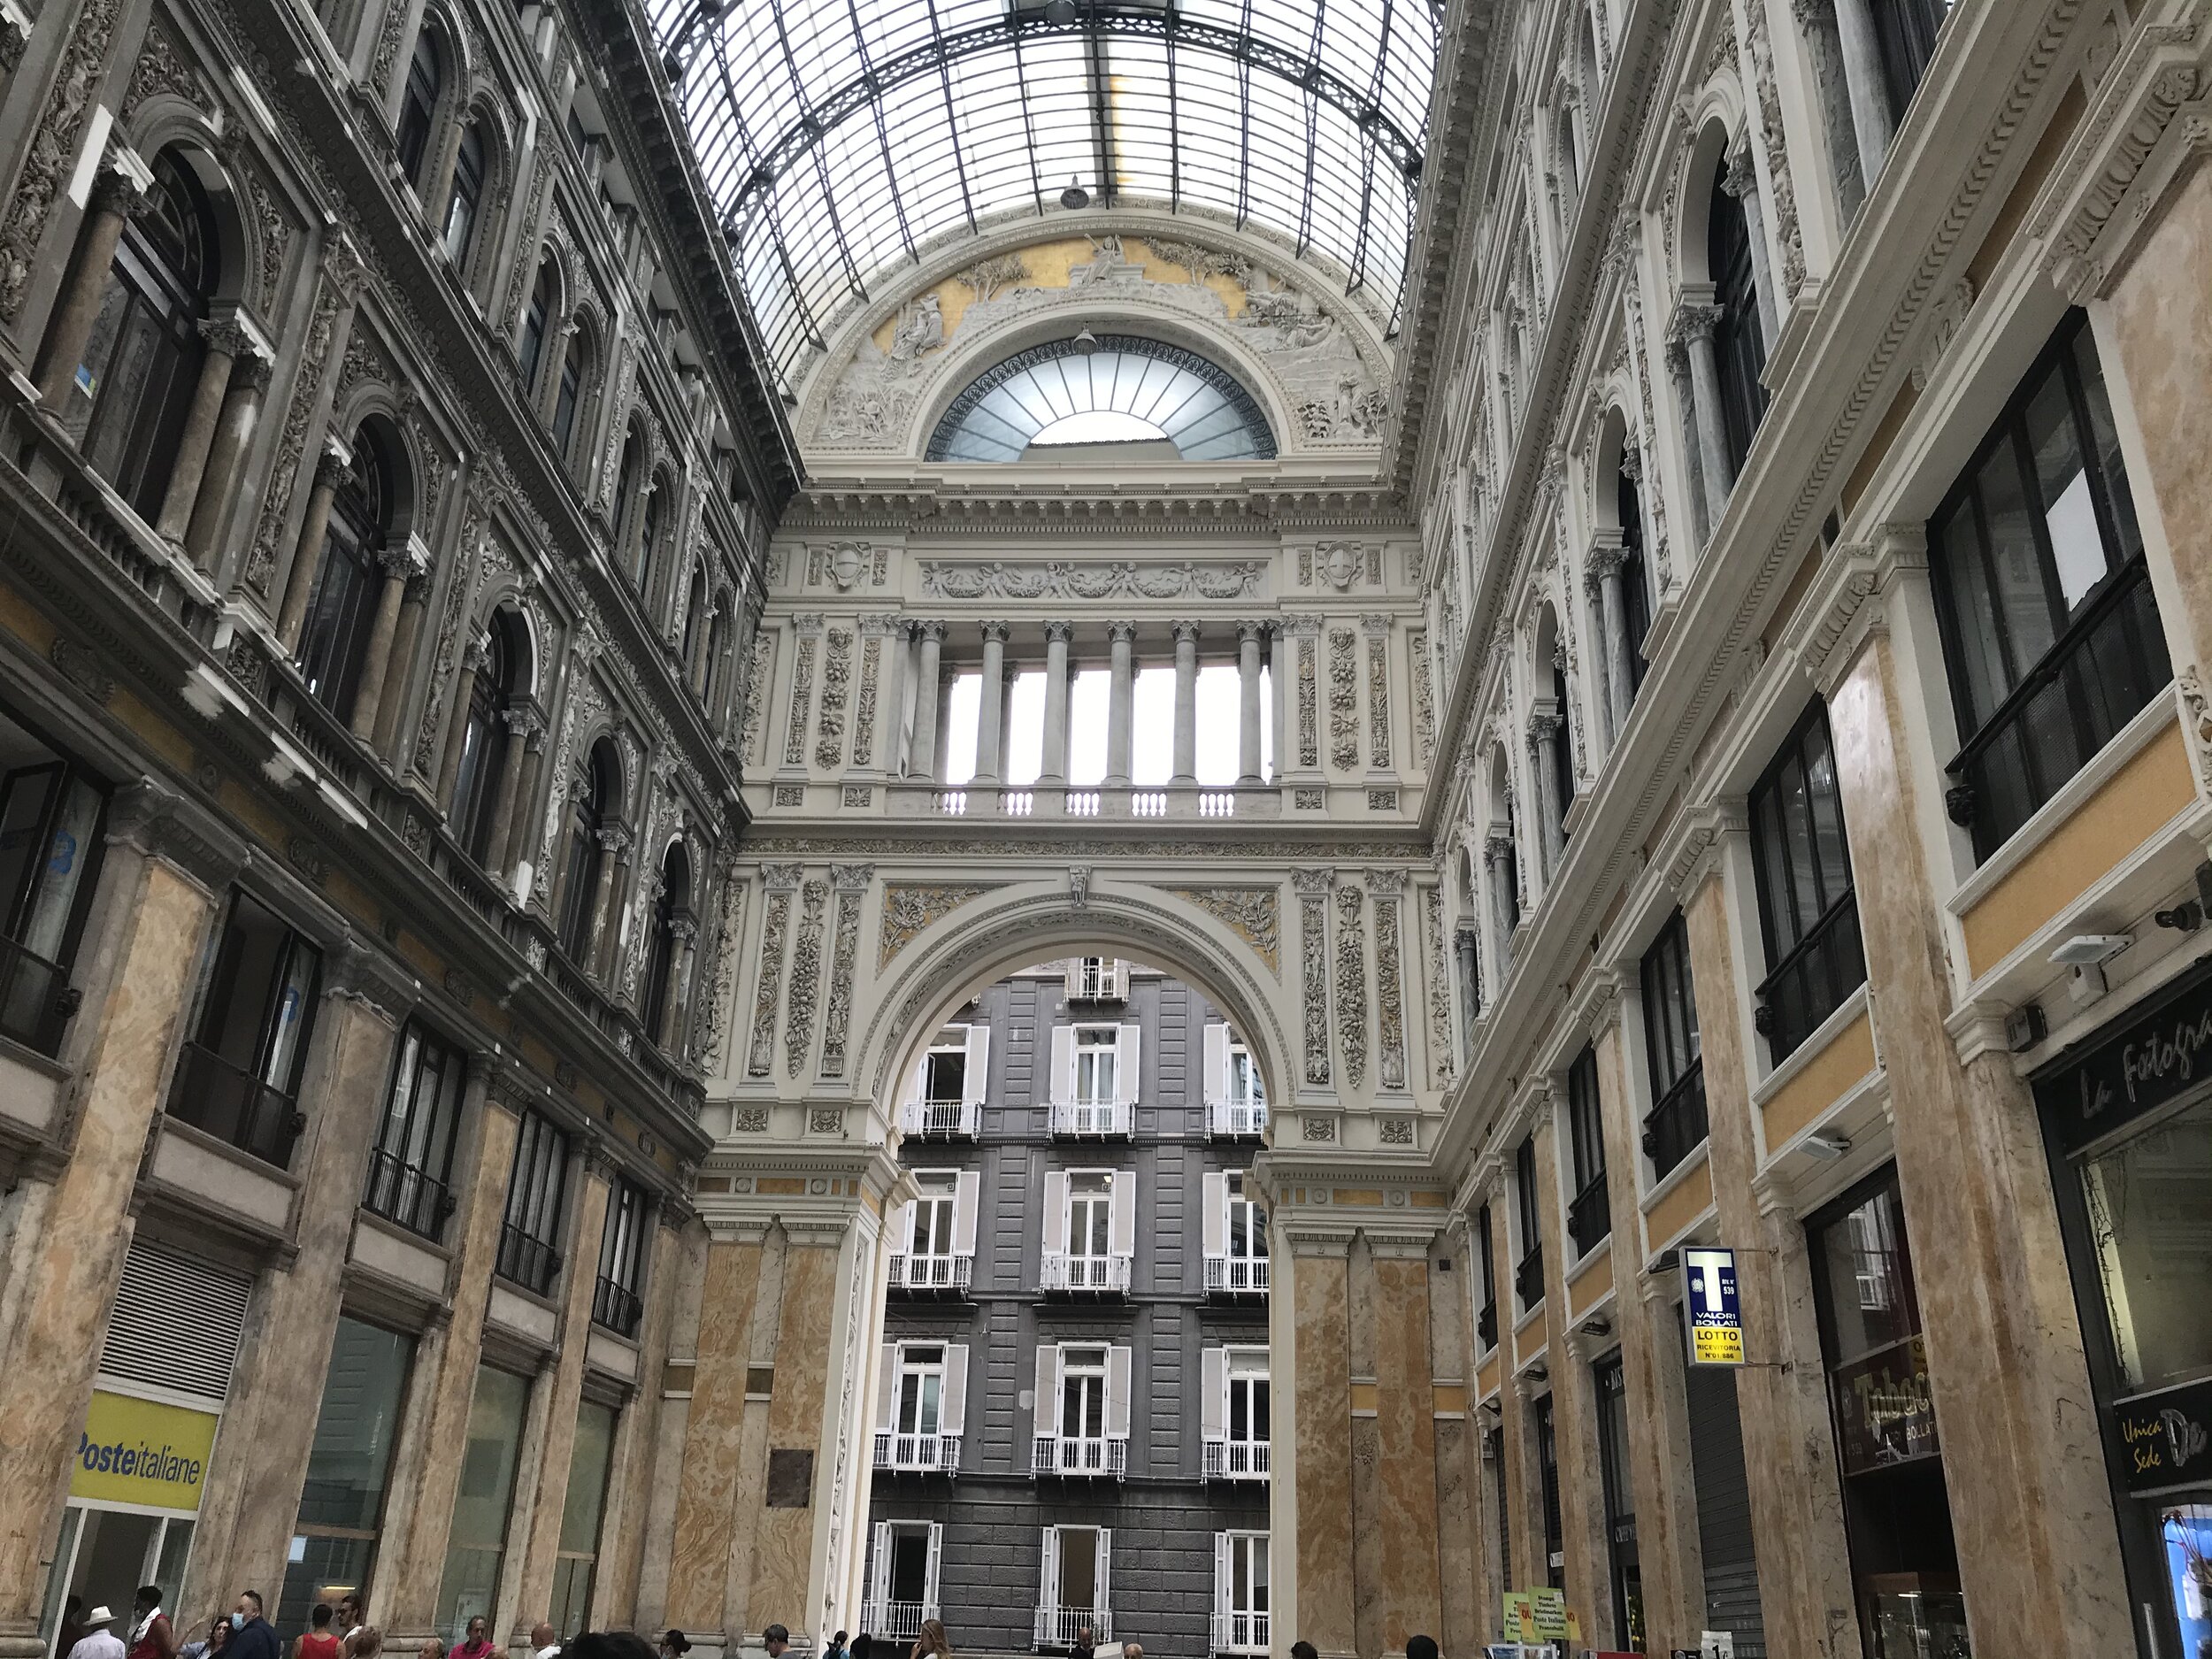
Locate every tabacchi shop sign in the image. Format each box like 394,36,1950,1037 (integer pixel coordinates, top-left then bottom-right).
71,1390,219,1511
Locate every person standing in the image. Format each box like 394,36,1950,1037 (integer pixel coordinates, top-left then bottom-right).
127,1587,176,1659
656,1636,688,1659
224,1594,279,1659
528,1623,559,1659
66,1606,125,1659
761,1629,788,1659
180,1617,231,1659
334,1600,365,1649
447,1618,495,1659
909,1622,950,1659
294,1606,340,1659
821,1631,847,1659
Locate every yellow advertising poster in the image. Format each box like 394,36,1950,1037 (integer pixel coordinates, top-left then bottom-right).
1531,1588,1572,1641
1691,1321,1745,1365
69,1390,219,1511
1502,1592,1539,1643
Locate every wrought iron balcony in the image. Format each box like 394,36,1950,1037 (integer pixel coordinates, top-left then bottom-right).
1514,1245,1546,1310
1041,1251,1132,1295
1031,1434,1127,1479
1642,1062,1709,1180
0,932,79,1056
165,1042,307,1169
362,1147,457,1241
1566,1173,1612,1258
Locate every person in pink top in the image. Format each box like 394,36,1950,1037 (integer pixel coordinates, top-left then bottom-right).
448,1618,495,1659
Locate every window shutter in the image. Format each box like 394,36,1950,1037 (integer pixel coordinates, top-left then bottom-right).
99,1238,254,1404
876,1343,899,1431
1214,1532,1233,1618
926,1522,944,1606
1042,1171,1069,1254
1203,1022,1228,1107
1050,1025,1074,1105
1104,1345,1133,1439
896,1198,918,1254
964,1024,991,1108
941,1343,970,1440
953,1170,979,1255
1109,1170,1135,1257
1117,1023,1141,1105
1041,1525,1060,1597
1034,1344,1058,1435
907,1051,927,1104
1202,1171,1225,1256
871,1520,892,1606
1095,1528,1113,1612
1202,1348,1227,1441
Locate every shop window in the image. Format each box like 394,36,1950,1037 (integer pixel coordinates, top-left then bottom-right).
1594,1354,1645,1651
1514,1135,1545,1310
592,1179,648,1338
1565,1043,1609,1256
1807,1168,1969,1659
281,1317,415,1625
296,428,395,724
1749,702,1866,1061
1535,1392,1564,1588
497,1110,569,1295
396,31,442,188
58,148,218,523
362,1019,467,1240
1709,161,1769,477
168,890,322,1167
435,1364,530,1636
0,710,106,1056
1640,910,1707,1178
1928,310,2165,858
549,1400,616,1636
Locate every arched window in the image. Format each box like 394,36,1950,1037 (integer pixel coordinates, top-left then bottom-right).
1617,459,1650,703
558,739,617,961
449,612,520,862
396,30,442,189
1708,159,1769,477
62,148,219,522
443,119,486,265
298,428,392,720
680,569,707,679
553,329,587,456
519,257,556,393
703,608,730,715
925,335,1276,462
611,430,641,547
641,841,690,1045
634,472,664,594
1557,109,1579,204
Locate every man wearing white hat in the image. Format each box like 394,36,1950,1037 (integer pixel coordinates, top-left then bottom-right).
67,1605,126,1659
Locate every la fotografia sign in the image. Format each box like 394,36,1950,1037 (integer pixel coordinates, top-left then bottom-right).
71,1390,219,1510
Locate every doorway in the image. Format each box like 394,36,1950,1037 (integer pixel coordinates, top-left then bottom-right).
42,1505,196,1656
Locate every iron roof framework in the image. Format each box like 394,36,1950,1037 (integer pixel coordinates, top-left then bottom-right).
649,0,1440,384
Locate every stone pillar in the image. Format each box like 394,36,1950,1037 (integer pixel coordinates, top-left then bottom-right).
33,164,147,408
153,317,246,541
908,622,944,782
1454,926,1480,1047
973,622,1007,784
1528,712,1565,873
1236,621,1264,784
374,1071,524,1649
183,346,273,571
596,1210,694,1626
1671,302,1736,522
1269,623,1290,783
437,639,490,808
588,827,634,986
371,570,433,758
1171,621,1200,784
1586,535,1632,740
1723,142,1779,347
177,941,415,1617
277,442,354,653
1105,622,1134,787
1039,621,1072,785
484,707,542,875
658,916,698,1052
1830,0,1897,189
0,787,239,1659
1529,1115,1610,1642
1368,1248,1443,1655
496,728,547,895
350,541,426,740
1485,833,1518,981
1284,1235,1354,1659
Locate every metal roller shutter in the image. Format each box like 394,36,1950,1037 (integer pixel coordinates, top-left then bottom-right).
1685,1361,1768,1659
98,1237,255,1405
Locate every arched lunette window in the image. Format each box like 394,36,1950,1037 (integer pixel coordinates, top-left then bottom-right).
1709,159,1769,478
63,148,219,523
558,738,618,962
553,330,587,457
449,612,521,863
396,30,442,189
519,257,556,394
297,428,392,721
641,841,690,1046
443,119,486,265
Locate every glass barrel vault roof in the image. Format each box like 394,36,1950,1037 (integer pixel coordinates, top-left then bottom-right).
649,0,1440,385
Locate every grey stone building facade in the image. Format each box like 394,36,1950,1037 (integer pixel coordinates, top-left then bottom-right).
867,961,1274,1659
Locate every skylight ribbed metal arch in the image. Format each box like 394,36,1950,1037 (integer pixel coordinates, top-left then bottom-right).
649,0,1439,385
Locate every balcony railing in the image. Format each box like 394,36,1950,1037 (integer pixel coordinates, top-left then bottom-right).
1203,1439,1271,1480
1515,1245,1546,1310
1053,1099,1133,1137
861,1601,935,1641
873,1431,961,1472
1642,1062,1709,1179
1211,1610,1271,1655
1034,1607,1111,1647
362,1147,455,1240
1477,1302,1497,1351
1208,1099,1268,1138
1041,1251,1132,1294
888,1252,973,1295
1032,1434,1127,1478
898,1097,979,1138
593,1274,643,1338
496,1222,561,1296
165,1042,307,1168
0,932,78,1056
1754,893,1866,1063
1566,1173,1611,1258
1203,1254,1270,1295
887,781,1290,821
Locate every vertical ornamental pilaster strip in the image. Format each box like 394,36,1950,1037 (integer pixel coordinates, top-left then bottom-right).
1363,616,1393,772
783,877,829,1077
851,621,887,771
1328,626,1361,772
1334,881,1369,1090
784,618,821,772
1409,627,1435,769
741,631,774,770
695,863,745,1073
818,865,871,1078
1424,886,1455,1087
1368,870,1407,1091
815,626,853,771
1294,869,1333,1087
248,237,363,595
748,864,801,1077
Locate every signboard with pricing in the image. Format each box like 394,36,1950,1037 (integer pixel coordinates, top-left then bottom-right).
1683,1247,1745,1366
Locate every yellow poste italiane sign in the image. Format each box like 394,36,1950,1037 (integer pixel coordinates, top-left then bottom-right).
70,1391,219,1510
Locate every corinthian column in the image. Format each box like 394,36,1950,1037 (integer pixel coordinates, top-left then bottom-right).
974,621,1009,784
1586,535,1631,740
349,539,428,741
277,442,353,652
35,162,148,408
153,316,248,541
1669,300,1735,529
1106,621,1135,786
1831,0,1899,188
1171,622,1200,784
909,621,945,781
1040,620,1072,785
1236,621,1265,785
182,345,274,571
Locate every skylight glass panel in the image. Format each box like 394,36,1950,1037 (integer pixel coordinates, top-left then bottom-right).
926,336,1275,462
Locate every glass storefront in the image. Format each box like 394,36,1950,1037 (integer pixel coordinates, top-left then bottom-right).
436,1366,532,1638
283,1318,416,1627
549,1402,618,1637
2036,961,2212,1659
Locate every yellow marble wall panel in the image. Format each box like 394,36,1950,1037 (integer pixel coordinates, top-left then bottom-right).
1432,1385,1469,1415
1476,1355,1501,1399
1293,1252,1355,1653
1331,1188,1385,1206
1567,1251,1610,1318
666,1239,764,1628
1758,1010,1877,1147
1373,1256,1443,1652
749,1242,841,1631
1642,1156,1713,1249
1958,720,2192,977
1408,1188,1449,1208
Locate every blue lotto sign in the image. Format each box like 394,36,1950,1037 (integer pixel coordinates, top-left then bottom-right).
1683,1247,1745,1366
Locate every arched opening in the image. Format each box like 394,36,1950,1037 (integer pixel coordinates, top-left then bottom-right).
703,604,731,717
553,325,590,458
641,840,691,1046
58,146,220,522
558,736,618,963
396,27,444,190
297,423,397,721
449,608,526,864
519,256,556,395
611,426,641,552
1616,447,1651,701
443,118,487,267
1707,153,1768,476
680,567,708,686
926,335,1277,464
637,466,670,595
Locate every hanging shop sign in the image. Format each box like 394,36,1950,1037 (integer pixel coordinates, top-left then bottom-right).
70,1389,219,1510
2110,1375,2212,1497
1832,1334,1939,1474
2035,956,2212,1154
1682,1247,1745,1366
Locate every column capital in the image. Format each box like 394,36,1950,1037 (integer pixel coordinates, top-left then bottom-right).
917,618,948,643
1290,866,1335,897
313,442,354,490
1171,620,1202,645
1526,710,1560,744
88,155,153,218
1482,833,1514,867
1584,541,1624,585
1668,299,1725,345
979,619,1010,644
501,704,546,740
1237,618,1268,646
1043,619,1074,644
462,637,493,673
1722,141,1759,201
1619,440,1643,483
1108,620,1137,644
1454,926,1480,953
228,349,275,393
199,315,258,359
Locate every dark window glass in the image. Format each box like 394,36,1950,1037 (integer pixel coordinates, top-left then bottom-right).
281,1317,414,1628
1566,1044,1609,1256
1929,311,2166,857
1750,702,1866,1060
449,618,516,864
1550,653,1576,830
641,842,690,1047
1535,1392,1564,1589
363,1020,468,1240
1617,463,1651,700
611,434,640,552
1640,910,1708,1177
444,121,486,265
553,334,586,455
680,572,707,678
297,431,392,722
520,260,555,394
63,149,219,522
170,889,322,1166
565,107,590,157
0,715,106,1056
634,479,663,595
1514,1135,1545,1309
1594,1355,1645,1651
1709,163,1768,476
594,1179,649,1336
396,31,442,187
498,1110,570,1294
1872,0,1950,129
1476,1202,1497,1351
558,742,615,962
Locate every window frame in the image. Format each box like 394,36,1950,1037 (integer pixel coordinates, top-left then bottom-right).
0,721,108,1056
1708,160,1769,476
1513,1135,1545,1310
169,887,324,1167
1564,1044,1609,1257
1476,1202,1498,1351
1639,910,1708,1179
497,1109,571,1296
593,1177,649,1337
1748,700,1867,1062
363,1018,469,1240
